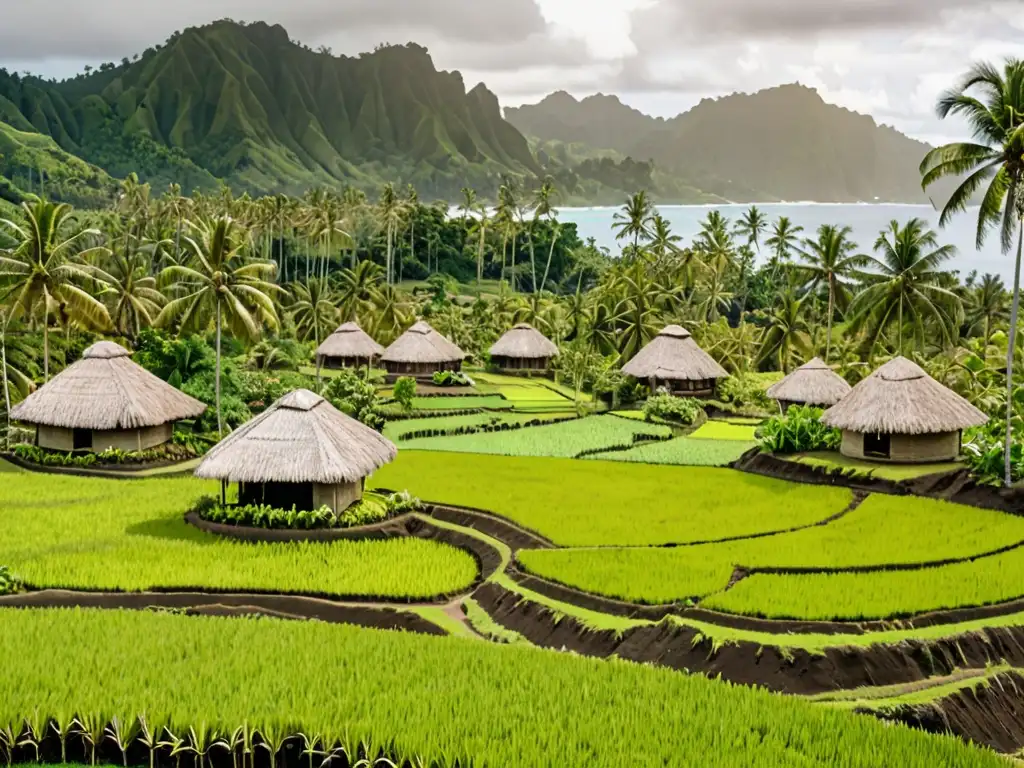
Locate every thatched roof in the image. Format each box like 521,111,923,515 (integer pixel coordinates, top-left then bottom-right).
489,323,559,359
381,321,465,364
766,358,852,407
316,321,385,360
821,357,988,435
10,341,206,430
621,325,728,381
195,389,397,484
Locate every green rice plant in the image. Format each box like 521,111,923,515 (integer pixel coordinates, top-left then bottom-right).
518,494,1024,606
371,453,851,546
0,608,1002,767
0,474,475,600
399,416,671,459
585,437,754,467
689,421,760,441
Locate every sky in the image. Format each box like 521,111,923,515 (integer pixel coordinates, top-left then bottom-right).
1,0,1021,146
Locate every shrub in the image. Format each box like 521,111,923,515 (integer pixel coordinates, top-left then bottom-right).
756,405,841,454
236,369,312,410
0,565,17,595
964,421,1023,486
12,443,198,467
322,369,385,431
384,490,422,516
643,394,704,426
431,370,472,387
198,495,391,530
393,377,417,410
718,374,776,413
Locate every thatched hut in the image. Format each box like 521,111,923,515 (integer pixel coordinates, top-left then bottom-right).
766,358,852,412
620,325,728,397
381,321,465,381
820,357,987,463
195,389,397,513
316,321,384,369
489,323,559,373
10,341,206,453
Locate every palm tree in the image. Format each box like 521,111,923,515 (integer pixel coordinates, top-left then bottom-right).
612,191,654,255
467,205,490,288
921,58,1024,486
496,186,519,287
537,179,563,292
336,261,383,322
757,288,811,372
101,247,166,341
735,205,768,253
693,211,737,271
156,215,280,436
795,224,866,360
648,214,683,261
967,273,1008,348
848,219,962,356
290,278,338,346
765,217,804,268
0,199,111,381
377,183,405,286
695,261,734,323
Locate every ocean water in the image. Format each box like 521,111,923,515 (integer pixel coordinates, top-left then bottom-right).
558,204,1015,284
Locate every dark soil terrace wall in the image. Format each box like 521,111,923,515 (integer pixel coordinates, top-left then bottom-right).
734,450,1024,514
877,671,1024,754
472,582,1024,696
0,590,446,635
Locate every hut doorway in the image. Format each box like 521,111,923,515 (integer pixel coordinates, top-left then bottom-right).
864,432,891,460
73,429,92,451
240,482,314,511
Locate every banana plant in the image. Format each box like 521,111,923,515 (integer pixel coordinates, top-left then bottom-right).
105,715,141,767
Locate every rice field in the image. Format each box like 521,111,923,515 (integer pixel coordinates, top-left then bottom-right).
517,495,1024,606
689,421,760,441
397,415,672,458
0,473,476,599
0,608,1000,768
409,395,513,411
371,452,851,546
586,436,754,466
383,411,576,442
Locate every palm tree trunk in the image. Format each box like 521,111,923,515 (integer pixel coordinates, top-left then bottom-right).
501,233,508,284
386,224,394,286
1,316,10,451
1004,224,1023,487
215,303,223,438
278,211,285,282
541,222,560,293
43,321,49,384
826,281,834,362
477,225,485,287
898,295,904,355
528,225,537,294
174,212,182,273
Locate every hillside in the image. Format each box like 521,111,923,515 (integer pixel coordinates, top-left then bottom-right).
506,85,944,204
0,120,118,208
0,20,541,198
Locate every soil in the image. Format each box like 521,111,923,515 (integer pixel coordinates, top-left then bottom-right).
424,503,555,550
471,582,1024,696
877,670,1024,754
0,589,446,635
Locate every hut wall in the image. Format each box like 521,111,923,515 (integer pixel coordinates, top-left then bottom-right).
840,430,961,463
494,355,551,372
653,378,717,398
93,423,173,452
320,355,374,370
37,425,75,451
384,360,461,381
313,481,362,513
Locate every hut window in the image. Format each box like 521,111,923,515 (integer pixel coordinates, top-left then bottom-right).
73,429,92,451
864,432,891,459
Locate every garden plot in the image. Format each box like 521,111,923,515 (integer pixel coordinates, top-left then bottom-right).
586,436,753,467
689,421,760,441
383,412,576,443
0,474,476,600
371,453,851,546
0,608,999,768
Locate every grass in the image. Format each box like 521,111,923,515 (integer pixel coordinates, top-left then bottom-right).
398,415,671,458
409,396,512,411
689,421,759,441
371,453,852,546
462,597,530,645
0,610,1000,768
0,473,476,599
517,494,1024,606
786,452,964,481
585,437,753,466
382,412,576,443
472,371,591,404
810,666,1011,710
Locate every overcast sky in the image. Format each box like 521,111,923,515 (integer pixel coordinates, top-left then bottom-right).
1,0,1021,145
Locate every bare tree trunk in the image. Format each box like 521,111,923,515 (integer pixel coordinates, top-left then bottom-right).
1,316,10,450
43,321,49,383
1004,224,1023,487
215,304,223,438
541,222,560,293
